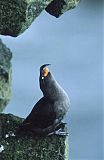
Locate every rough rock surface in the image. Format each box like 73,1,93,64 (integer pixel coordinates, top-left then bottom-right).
0,0,53,37
46,0,80,18
0,39,12,112
0,113,68,160
0,0,80,37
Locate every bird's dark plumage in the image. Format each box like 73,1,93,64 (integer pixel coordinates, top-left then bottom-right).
16,64,70,136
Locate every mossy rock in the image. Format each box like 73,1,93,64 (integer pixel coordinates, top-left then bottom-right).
0,0,53,37
0,113,68,160
0,0,80,37
0,39,12,112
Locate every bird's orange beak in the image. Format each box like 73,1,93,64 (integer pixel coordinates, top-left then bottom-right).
42,67,49,77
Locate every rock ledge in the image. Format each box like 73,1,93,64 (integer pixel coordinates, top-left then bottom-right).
0,113,68,160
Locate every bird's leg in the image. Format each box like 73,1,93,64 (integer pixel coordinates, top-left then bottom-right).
55,122,67,130
53,129,69,136
48,122,69,136
48,128,69,136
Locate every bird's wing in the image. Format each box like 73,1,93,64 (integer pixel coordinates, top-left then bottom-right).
22,97,56,129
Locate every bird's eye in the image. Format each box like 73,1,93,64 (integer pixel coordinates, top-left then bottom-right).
42,67,49,78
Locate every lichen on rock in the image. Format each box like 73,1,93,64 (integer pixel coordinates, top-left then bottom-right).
0,113,68,160
0,39,12,112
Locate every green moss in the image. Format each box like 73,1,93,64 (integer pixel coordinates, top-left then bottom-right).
0,0,27,36
61,0,80,15
0,39,12,112
0,113,68,160
0,0,80,36
0,0,53,37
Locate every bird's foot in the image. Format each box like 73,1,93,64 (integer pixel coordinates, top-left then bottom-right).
56,122,67,130
54,129,69,136
48,129,69,136
48,123,69,136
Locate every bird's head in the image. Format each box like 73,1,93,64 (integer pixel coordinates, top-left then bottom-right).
39,64,69,102
39,64,54,96
39,64,63,99
40,64,51,80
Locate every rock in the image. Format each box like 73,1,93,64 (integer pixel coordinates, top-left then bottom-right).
45,0,80,17
0,113,68,160
0,0,53,37
0,39,12,112
0,0,80,37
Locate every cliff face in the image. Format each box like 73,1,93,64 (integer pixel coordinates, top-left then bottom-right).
0,113,68,160
0,0,80,37
0,39,12,112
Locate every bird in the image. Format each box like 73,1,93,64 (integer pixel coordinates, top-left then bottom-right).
16,64,70,137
